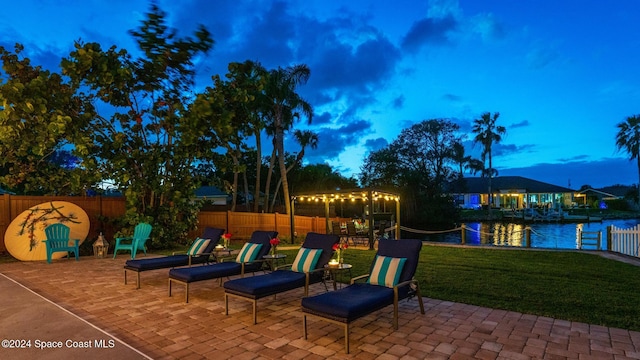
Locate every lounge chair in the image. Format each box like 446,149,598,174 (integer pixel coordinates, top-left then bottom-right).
42,223,80,264
168,230,277,303
123,227,225,289
112,222,153,259
301,238,425,353
223,232,339,324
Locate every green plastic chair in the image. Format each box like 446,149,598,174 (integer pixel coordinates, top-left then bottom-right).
113,223,152,259
42,223,80,264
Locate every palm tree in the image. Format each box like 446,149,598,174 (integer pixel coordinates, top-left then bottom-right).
615,114,640,202
451,142,472,178
269,129,319,211
230,60,268,213
263,65,313,214
467,158,485,176
472,112,506,217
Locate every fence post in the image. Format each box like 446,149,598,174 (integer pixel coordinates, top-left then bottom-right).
1,194,9,253
525,226,531,248
274,212,279,235
606,225,612,252
460,223,466,245
289,197,295,244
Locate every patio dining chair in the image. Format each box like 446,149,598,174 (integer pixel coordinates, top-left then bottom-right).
168,230,277,303
223,232,339,324
113,222,152,259
123,227,225,289
301,238,425,353
331,222,342,235
346,222,368,247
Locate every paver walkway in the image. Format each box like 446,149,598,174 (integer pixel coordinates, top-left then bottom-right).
1,253,639,359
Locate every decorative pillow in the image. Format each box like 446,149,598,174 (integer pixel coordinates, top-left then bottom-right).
187,238,211,256
368,256,407,287
236,243,263,263
291,248,323,273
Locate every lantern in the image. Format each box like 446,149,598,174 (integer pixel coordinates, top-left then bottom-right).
93,232,109,259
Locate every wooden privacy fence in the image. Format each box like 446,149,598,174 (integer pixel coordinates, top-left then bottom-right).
194,210,329,241
0,194,126,254
607,225,640,258
0,194,332,254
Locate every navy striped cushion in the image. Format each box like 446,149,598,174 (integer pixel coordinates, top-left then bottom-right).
187,238,211,256
236,243,263,263
291,248,322,273
368,256,406,287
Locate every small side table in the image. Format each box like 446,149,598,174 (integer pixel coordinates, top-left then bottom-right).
213,247,234,263
263,253,287,271
324,263,353,290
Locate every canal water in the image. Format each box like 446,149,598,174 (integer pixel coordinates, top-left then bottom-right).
419,219,640,250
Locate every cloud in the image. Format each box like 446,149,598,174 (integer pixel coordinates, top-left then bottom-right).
313,111,333,125
427,0,462,19
300,119,374,164
391,95,405,109
302,27,401,98
443,93,462,102
492,143,535,157
526,43,560,69
558,154,590,162
180,0,403,122
469,13,505,41
509,120,530,129
363,137,388,152
401,15,458,53
499,157,637,188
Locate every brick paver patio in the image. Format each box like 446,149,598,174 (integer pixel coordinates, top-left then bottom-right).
1,254,639,359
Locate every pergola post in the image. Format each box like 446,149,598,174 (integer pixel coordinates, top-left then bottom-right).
368,189,374,249
395,198,401,240
324,197,330,234
290,196,296,244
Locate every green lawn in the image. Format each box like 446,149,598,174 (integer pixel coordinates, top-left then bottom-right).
279,245,640,332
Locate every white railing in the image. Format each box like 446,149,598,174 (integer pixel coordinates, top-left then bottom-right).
609,225,640,258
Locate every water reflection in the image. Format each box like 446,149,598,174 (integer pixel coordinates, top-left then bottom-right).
464,223,526,246
419,219,640,250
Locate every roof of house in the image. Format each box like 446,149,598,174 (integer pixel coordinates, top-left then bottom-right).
450,176,574,194
195,186,228,198
597,185,632,198
577,188,622,199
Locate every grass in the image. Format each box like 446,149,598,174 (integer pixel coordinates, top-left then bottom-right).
281,244,640,332
3,242,639,331
418,245,640,332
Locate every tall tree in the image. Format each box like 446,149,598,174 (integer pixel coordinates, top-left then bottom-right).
472,112,506,217
263,65,313,214
615,114,640,202
0,44,97,195
269,129,318,211
451,142,472,178
62,5,215,246
289,163,358,194
224,60,268,212
360,119,461,224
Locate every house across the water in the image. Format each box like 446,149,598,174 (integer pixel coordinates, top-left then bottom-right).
449,176,574,210
573,187,624,209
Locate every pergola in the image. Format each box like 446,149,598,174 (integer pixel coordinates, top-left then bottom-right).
290,188,401,249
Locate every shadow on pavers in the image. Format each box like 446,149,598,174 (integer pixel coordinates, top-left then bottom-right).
0,274,150,360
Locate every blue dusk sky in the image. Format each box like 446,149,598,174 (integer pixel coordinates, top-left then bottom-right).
1,0,638,189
